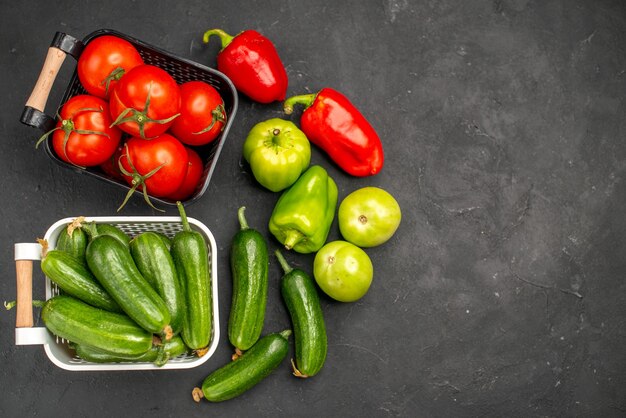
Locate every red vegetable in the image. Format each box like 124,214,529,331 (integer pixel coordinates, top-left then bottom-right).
284,88,384,177
36,94,122,167
109,64,181,139
203,29,288,104
77,35,144,99
169,80,226,146
118,133,188,210
166,147,204,201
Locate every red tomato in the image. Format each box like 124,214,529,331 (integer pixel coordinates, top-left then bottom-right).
119,134,188,198
98,142,126,181
169,81,226,146
166,147,204,201
109,64,181,138
77,35,144,99
44,94,122,167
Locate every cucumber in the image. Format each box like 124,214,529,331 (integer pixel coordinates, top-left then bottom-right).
96,223,131,248
75,335,188,366
171,202,211,351
228,206,269,352
276,249,327,377
86,233,172,338
40,245,121,312
41,295,153,356
153,232,172,251
192,330,291,403
55,217,88,264
130,231,185,335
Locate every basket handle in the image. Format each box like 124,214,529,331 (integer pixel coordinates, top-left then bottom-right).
14,243,43,328
20,32,84,132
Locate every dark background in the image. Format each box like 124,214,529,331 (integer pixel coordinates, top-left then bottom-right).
1,0,625,417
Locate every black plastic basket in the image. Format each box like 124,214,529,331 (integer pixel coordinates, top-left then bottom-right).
20,29,238,208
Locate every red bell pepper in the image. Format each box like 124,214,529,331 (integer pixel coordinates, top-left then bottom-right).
284,88,384,177
203,28,288,104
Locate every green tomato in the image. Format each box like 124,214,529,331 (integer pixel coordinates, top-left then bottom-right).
338,187,401,248
242,118,311,192
313,240,373,302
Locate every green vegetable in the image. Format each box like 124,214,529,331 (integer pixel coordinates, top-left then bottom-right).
85,229,172,339
96,223,131,247
74,335,188,366
192,330,291,403
171,202,212,351
275,249,327,378
130,231,185,335
55,217,88,264
39,241,121,312
41,295,153,357
269,165,338,253
242,118,311,192
228,206,269,353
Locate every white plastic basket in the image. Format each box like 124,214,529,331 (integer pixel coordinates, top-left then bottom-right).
13,216,220,371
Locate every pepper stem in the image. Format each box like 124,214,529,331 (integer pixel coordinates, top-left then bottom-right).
283,93,317,115
279,329,292,340
282,230,304,250
202,29,234,50
275,249,293,275
237,206,249,230
177,201,191,232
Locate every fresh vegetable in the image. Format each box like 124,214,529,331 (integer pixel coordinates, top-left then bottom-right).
94,223,131,248
77,35,144,99
74,335,188,366
284,87,384,177
41,295,153,357
98,142,126,181
228,207,269,354
36,94,122,167
169,80,226,146
203,29,288,104
165,147,204,201
171,202,212,352
118,133,188,210
313,240,374,302
275,250,327,378
85,230,173,339
338,186,401,247
130,232,185,335
55,217,88,265
39,240,121,312
192,330,291,403
109,64,181,138
242,118,311,192
268,165,337,254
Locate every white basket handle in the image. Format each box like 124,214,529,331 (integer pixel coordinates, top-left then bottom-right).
14,243,48,345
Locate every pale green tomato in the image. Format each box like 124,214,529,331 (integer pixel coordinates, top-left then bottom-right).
338,187,401,247
313,240,373,302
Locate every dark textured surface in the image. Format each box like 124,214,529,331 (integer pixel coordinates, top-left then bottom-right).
2,1,625,417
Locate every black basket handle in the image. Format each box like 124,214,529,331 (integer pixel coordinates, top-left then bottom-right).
20,32,84,132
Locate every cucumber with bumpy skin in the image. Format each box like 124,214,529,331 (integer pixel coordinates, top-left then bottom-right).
41,295,153,357
171,202,211,351
192,330,291,403
85,227,172,339
228,206,269,353
75,335,188,366
276,249,327,377
55,217,88,264
39,242,121,312
130,231,185,335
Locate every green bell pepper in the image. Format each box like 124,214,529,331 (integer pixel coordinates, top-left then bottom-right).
269,165,338,254
242,118,311,192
